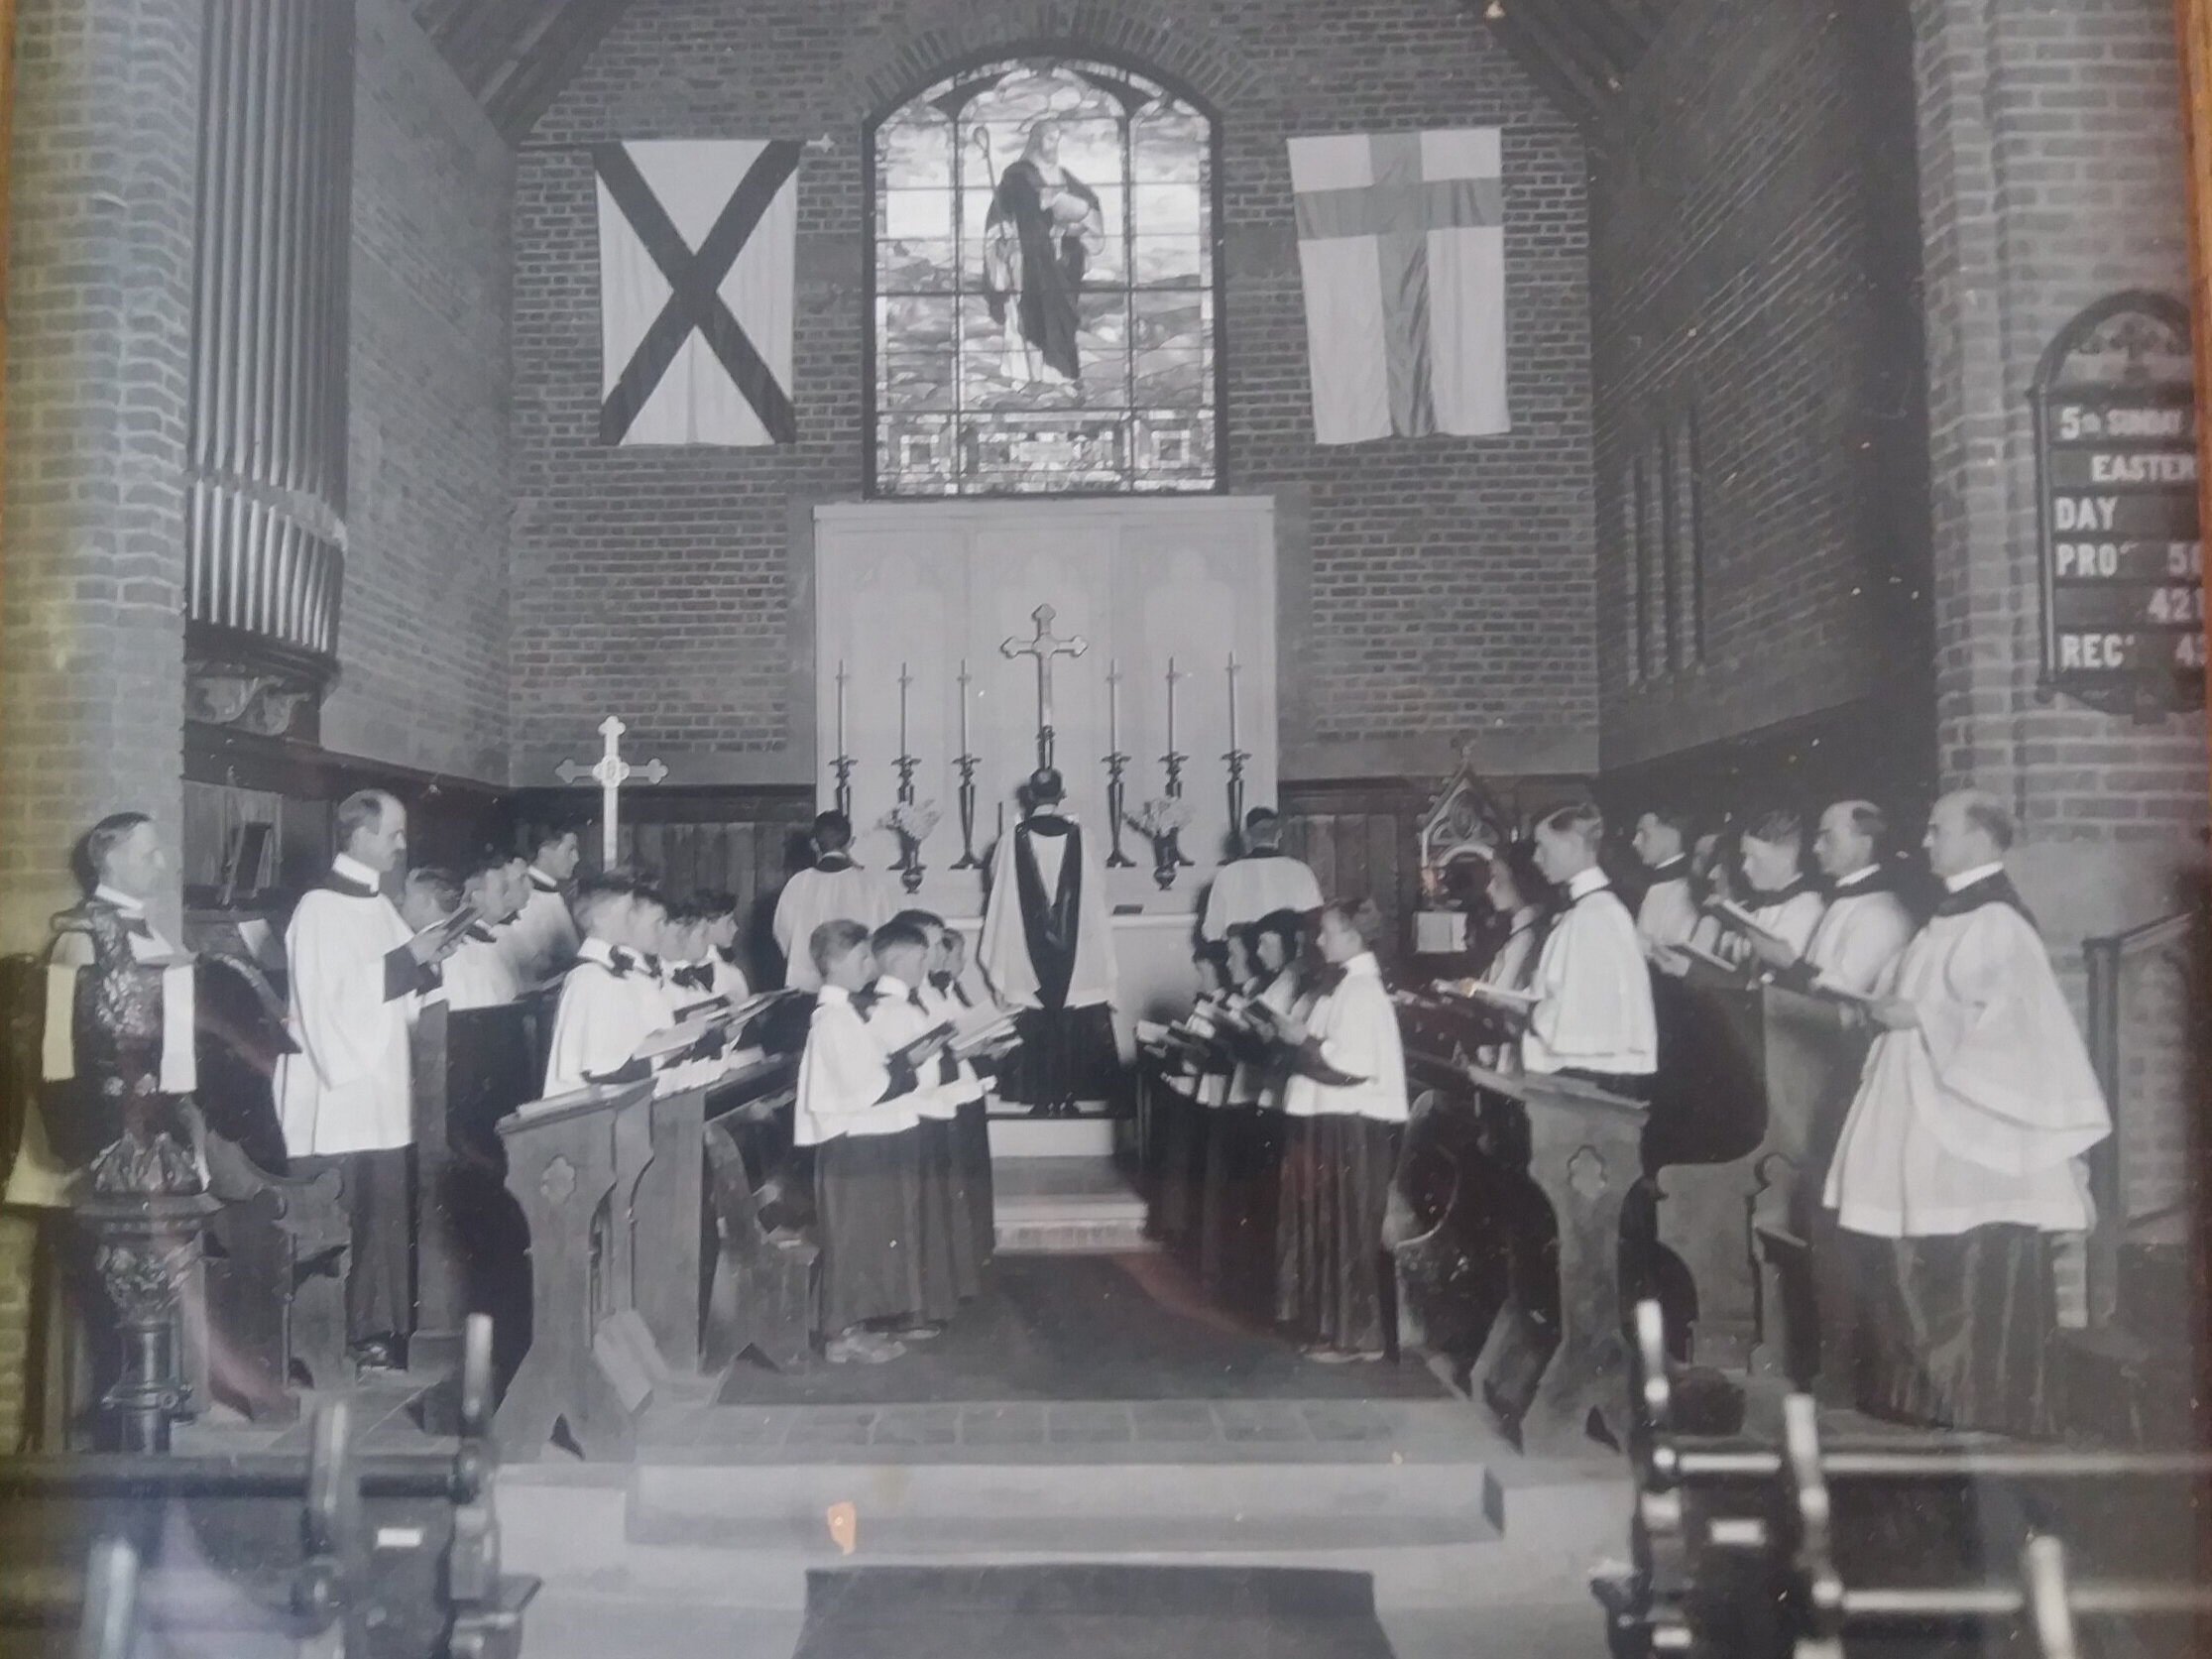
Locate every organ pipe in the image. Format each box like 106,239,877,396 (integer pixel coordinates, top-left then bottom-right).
184,0,354,682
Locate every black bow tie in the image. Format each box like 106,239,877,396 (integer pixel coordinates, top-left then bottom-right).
604,949,636,979
717,946,742,968
671,963,713,992
121,915,153,939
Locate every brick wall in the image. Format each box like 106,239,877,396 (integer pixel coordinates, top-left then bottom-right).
322,0,516,783
1912,0,2207,1225
1589,0,1933,780
0,0,201,950
508,0,1597,787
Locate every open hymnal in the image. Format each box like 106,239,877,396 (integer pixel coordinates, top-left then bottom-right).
950,1007,1020,1060
1667,938,1747,980
1433,977,1540,1008
413,903,481,954
629,991,790,1068
1709,900,1792,953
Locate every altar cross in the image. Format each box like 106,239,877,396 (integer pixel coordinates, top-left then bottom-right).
555,715,668,867
1001,603,1088,771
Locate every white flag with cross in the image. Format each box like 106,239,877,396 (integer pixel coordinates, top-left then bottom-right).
1287,128,1509,444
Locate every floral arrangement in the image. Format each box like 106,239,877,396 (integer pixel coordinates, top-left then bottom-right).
879,800,942,843
1127,795,1195,840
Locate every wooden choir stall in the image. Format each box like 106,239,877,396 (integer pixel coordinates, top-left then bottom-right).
492,1046,801,1463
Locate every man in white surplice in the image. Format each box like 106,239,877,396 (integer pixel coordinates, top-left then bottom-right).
275,790,461,1372
1201,807,1324,941
979,769,1120,1116
773,811,894,992
1823,789,2109,1436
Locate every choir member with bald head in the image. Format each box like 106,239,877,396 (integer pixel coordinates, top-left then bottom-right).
1823,789,2111,1436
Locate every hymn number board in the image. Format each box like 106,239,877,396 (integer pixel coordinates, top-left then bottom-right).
2035,292,2205,716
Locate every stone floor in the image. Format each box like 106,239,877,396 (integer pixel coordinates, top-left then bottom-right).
712,1252,1446,1406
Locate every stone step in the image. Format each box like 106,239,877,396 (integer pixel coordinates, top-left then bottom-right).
988,1114,1117,1158
990,1153,1152,1253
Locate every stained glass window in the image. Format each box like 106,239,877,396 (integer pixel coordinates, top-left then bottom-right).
869,57,1222,496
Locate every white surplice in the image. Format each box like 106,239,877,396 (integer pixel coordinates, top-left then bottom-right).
1282,953,1408,1122
793,985,916,1145
772,858,894,991
1522,869,1657,1078
1201,851,1326,940
275,856,422,1157
444,928,521,1011
1803,868,1915,996
1719,886,1826,966
1823,871,2109,1239
542,939,673,1096
1634,865,1700,955
501,873,579,989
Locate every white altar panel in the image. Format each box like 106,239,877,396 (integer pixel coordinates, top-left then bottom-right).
814,497,1279,941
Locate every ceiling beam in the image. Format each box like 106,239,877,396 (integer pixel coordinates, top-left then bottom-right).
440,0,545,93
1549,0,1647,74
484,0,638,140
1484,6,1605,127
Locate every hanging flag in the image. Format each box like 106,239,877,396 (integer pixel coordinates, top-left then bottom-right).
595,139,801,447
1287,128,1508,444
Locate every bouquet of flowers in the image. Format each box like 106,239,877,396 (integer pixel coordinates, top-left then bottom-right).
1127,795,1195,840
878,800,942,843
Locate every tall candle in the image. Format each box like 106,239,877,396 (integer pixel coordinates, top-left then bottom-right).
958,657,971,755
1107,658,1120,753
898,661,909,754
1226,651,1240,753
835,659,847,755
1165,655,1178,752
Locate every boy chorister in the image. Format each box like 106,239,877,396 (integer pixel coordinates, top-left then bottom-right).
916,917,996,1270
1516,803,1658,1097
697,891,753,1004
863,918,976,1323
444,854,523,1012
542,876,674,1096
794,920,934,1364
1719,808,1827,969
1274,898,1410,1361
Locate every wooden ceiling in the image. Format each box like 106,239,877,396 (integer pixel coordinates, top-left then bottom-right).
412,0,1676,144
409,0,638,140
1475,0,1686,128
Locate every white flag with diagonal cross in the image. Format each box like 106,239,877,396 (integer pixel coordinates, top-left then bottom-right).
596,138,801,447
1287,129,1509,444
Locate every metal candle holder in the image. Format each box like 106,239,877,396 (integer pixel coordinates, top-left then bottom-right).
892,662,923,891
830,659,855,822
1160,657,1194,868
1223,651,1249,854
1103,658,1135,868
952,659,982,869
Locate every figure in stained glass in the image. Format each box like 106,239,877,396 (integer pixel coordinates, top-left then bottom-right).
981,121,1105,385
870,55,1221,494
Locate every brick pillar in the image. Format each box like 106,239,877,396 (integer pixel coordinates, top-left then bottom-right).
1911,0,2205,941
0,0,202,1445
0,0,203,950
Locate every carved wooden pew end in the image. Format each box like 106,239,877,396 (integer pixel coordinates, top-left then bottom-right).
703,1118,817,1374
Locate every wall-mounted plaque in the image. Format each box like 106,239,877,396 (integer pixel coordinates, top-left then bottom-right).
2034,292,2204,717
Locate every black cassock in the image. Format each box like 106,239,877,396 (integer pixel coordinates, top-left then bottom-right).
985,815,1121,1113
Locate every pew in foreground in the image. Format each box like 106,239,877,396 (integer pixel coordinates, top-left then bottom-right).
1604,1301,2212,1659
0,1314,535,1659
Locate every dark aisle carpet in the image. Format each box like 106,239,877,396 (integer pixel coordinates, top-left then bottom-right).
791,1566,1398,1659
716,1252,1445,1405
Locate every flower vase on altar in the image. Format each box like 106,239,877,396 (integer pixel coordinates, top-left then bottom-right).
879,800,940,894
1129,795,1195,892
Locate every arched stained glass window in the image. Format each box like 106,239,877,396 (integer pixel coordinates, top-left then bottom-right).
868,55,1223,496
